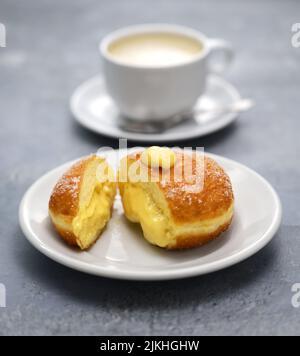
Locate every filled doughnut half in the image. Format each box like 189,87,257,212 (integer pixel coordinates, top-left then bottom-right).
49,155,116,250
119,147,234,250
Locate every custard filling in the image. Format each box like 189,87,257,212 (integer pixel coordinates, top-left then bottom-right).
122,183,174,248
121,182,234,249
72,183,113,249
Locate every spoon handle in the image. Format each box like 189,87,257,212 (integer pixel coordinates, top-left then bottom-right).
120,99,255,134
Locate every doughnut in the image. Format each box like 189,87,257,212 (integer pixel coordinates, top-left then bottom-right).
49,155,116,250
118,147,234,249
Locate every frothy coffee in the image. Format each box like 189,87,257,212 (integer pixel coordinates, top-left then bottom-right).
108,33,203,67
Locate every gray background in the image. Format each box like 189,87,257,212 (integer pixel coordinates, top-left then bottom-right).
0,0,299,336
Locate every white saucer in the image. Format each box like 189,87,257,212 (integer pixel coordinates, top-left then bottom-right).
71,76,241,142
19,150,281,281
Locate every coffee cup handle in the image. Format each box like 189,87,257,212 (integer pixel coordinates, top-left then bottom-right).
207,39,234,74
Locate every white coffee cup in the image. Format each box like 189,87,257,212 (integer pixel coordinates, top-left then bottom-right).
100,24,234,121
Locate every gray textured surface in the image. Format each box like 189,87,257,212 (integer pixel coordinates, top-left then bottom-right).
0,0,299,336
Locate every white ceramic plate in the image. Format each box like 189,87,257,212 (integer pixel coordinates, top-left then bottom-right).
19,150,282,281
70,75,241,142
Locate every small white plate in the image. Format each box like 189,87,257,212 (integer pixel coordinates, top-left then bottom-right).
71,76,241,142
19,150,281,281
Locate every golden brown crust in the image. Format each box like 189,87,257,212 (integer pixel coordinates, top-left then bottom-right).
51,225,78,247
51,205,115,249
160,156,233,224
126,151,234,224
49,155,96,219
167,217,233,250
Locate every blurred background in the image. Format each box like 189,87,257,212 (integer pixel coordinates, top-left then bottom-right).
1,0,299,160
1,0,300,335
